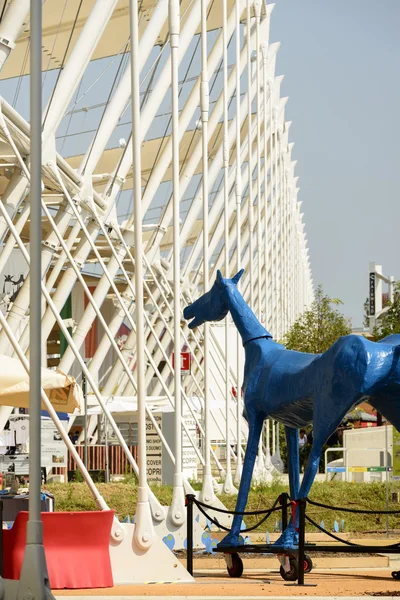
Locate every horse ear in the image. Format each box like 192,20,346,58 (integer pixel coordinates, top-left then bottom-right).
216,270,223,284
232,269,244,285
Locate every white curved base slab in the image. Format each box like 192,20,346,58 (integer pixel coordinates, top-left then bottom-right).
153,504,205,551
109,523,194,584
195,492,233,531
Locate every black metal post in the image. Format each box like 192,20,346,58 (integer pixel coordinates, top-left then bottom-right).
280,492,288,532
186,494,194,576
298,499,306,585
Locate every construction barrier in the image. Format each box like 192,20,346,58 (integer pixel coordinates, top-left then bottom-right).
3,510,114,589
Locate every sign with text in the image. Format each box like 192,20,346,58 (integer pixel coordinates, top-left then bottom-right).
41,419,68,468
182,415,198,481
369,272,376,316
146,413,162,485
172,351,191,374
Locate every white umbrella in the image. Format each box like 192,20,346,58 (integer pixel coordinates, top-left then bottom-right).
0,354,83,414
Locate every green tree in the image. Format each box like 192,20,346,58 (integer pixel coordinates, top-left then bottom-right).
371,282,400,341
282,285,352,354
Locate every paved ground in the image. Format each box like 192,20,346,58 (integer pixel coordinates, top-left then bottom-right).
55,567,400,597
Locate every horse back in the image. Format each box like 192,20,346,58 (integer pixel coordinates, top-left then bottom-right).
315,334,396,395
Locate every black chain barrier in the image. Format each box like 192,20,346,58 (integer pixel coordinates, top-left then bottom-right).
191,494,282,533
192,495,283,516
306,496,400,515
305,513,358,546
305,513,400,549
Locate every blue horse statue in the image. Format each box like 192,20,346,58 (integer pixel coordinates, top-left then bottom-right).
184,269,400,549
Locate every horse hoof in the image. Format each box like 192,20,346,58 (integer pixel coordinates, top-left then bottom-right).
218,534,243,549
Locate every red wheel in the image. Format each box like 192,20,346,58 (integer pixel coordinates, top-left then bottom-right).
304,554,313,573
280,557,298,581
227,553,243,578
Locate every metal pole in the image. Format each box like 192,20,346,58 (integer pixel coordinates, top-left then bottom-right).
186,494,194,576
199,0,214,504
234,0,243,487
255,0,262,322
254,1,265,478
298,499,306,585
246,0,254,310
29,0,42,534
17,1,54,597
83,369,88,469
222,0,234,496
169,0,185,525
130,0,154,549
105,415,110,484
385,419,389,537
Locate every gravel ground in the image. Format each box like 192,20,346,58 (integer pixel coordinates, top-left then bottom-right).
55,568,400,596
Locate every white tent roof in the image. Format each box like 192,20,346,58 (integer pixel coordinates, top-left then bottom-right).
86,395,172,415
0,355,83,414
85,394,226,415
0,0,248,81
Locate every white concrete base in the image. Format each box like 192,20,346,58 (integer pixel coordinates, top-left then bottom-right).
271,451,284,473
109,523,194,584
252,463,273,485
195,492,233,531
153,505,205,551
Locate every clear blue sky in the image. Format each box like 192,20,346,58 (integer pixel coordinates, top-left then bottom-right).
269,0,400,327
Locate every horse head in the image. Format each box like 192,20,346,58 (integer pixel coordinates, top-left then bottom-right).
183,269,244,329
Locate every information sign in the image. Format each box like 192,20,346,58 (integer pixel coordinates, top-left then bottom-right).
182,415,198,480
369,272,376,316
41,419,68,468
172,351,191,374
146,413,162,485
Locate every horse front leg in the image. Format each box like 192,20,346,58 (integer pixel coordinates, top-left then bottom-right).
218,413,263,548
273,427,301,549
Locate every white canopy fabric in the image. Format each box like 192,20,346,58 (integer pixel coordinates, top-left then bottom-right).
0,0,243,80
0,354,83,414
85,394,227,415
86,395,173,415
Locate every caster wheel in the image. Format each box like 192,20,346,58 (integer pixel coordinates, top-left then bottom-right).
280,556,298,582
227,553,244,578
392,571,400,580
304,554,313,573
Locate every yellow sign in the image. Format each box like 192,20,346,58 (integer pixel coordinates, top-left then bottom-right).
348,467,367,472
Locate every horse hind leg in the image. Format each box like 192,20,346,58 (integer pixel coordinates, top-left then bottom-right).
285,426,300,500
274,399,353,550
367,398,400,433
298,397,357,500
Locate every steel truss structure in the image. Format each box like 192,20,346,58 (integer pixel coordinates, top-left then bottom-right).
0,0,313,586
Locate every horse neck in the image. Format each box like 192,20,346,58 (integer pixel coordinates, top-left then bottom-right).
226,287,270,345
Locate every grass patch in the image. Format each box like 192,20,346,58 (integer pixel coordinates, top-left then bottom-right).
220,480,400,533
43,479,400,533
